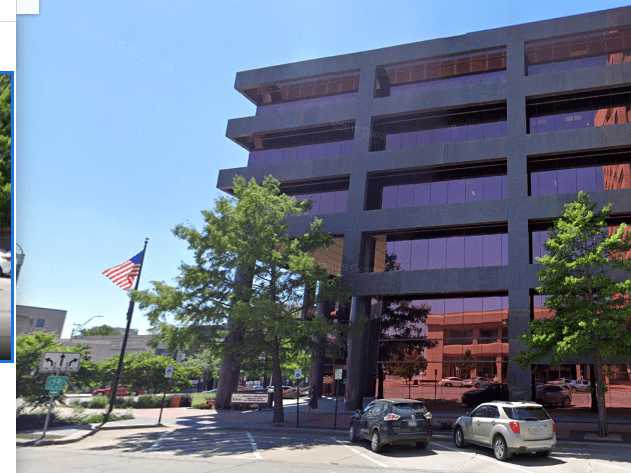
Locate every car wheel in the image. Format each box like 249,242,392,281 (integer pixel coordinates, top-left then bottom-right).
493,435,511,461
562,397,570,407
415,441,427,449
535,450,551,457
454,427,466,448
349,424,358,443
370,430,382,453
474,383,480,388
445,383,452,387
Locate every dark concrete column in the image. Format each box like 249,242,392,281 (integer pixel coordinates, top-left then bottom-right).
345,295,372,409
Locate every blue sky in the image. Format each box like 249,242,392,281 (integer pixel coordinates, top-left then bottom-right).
15,1,630,337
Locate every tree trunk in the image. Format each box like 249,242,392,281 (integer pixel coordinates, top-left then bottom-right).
377,362,384,399
308,300,329,409
215,330,243,409
215,267,253,409
593,360,608,437
271,336,284,424
589,364,598,412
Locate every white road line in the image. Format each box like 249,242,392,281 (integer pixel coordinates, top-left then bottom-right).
246,431,263,460
590,460,631,472
432,441,531,473
332,437,390,469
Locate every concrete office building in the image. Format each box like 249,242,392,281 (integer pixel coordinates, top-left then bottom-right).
218,7,631,408
16,305,67,338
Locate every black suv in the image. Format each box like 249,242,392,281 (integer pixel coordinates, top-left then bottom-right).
461,383,509,408
349,399,432,452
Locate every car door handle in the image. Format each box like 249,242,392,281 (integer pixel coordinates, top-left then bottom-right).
491,421,496,425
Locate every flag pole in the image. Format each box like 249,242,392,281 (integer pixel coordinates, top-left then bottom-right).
103,238,149,424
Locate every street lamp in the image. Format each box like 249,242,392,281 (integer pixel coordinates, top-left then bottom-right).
71,315,104,338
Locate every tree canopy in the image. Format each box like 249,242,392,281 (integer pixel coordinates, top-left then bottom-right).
517,191,631,436
79,324,120,337
135,176,343,422
0,74,11,229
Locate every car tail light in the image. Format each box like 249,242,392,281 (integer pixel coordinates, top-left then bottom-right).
508,421,520,434
552,421,557,433
383,413,400,422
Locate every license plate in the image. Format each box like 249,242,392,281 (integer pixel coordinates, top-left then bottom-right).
408,417,417,427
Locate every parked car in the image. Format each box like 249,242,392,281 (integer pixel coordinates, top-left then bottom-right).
438,377,465,387
453,401,556,461
567,379,591,393
461,383,509,408
0,250,10,277
463,377,491,388
350,399,432,453
91,386,130,396
535,384,571,407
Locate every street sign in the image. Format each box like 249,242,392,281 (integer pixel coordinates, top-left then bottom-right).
334,368,343,380
294,368,303,379
45,375,69,396
164,365,174,379
40,352,81,373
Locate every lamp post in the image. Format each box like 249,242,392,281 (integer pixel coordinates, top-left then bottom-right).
71,315,104,338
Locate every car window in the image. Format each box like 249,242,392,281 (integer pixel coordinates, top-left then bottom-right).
471,406,487,417
504,406,551,421
486,406,500,418
393,402,427,415
362,403,375,415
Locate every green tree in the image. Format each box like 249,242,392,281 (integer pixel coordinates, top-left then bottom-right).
79,324,119,336
16,332,97,408
135,176,341,422
517,192,631,437
98,352,199,393
0,74,11,229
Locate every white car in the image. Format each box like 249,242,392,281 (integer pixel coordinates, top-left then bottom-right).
463,377,491,388
567,379,591,392
438,377,464,387
0,251,10,277
453,401,556,461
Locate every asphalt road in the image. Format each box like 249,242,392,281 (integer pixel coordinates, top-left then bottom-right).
16,422,631,473
0,276,10,359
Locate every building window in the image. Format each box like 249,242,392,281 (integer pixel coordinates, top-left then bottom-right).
527,87,631,134
371,103,507,152
376,48,506,97
244,71,360,107
34,318,46,328
376,294,509,400
526,26,631,75
283,178,349,216
366,162,507,210
368,225,508,272
239,122,355,166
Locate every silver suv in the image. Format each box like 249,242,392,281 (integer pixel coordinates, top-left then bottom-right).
453,401,556,461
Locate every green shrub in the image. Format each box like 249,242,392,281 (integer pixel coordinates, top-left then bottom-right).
87,395,108,409
134,394,164,408
191,392,215,409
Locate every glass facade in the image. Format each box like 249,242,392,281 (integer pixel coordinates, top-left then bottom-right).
528,88,631,134
380,174,506,209
530,162,631,196
245,72,359,106
256,91,357,115
376,48,506,97
372,230,508,272
377,295,508,401
248,140,354,166
384,120,507,150
289,190,348,216
533,363,631,409
531,224,631,263
526,26,631,75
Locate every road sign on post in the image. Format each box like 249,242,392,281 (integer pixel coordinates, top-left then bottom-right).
40,352,81,374
45,375,69,396
164,365,174,379
294,368,303,428
333,368,344,429
294,368,303,379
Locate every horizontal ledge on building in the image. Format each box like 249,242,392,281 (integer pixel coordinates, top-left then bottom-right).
350,266,509,297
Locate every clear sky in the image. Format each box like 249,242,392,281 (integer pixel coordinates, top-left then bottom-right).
15,1,631,337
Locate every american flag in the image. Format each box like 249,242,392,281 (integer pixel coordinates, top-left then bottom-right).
102,251,144,291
